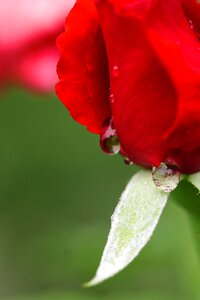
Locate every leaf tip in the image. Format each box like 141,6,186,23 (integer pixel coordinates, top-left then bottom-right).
83,170,169,287
82,277,101,288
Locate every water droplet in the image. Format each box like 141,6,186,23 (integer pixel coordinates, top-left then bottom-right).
100,118,120,155
112,65,119,78
109,93,115,104
188,19,194,30
152,162,180,193
124,157,134,166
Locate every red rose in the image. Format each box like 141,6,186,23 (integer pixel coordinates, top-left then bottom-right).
56,0,200,174
0,0,75,92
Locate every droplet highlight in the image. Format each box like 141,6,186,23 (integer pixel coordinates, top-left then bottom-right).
112,65,119,78
109,93,115,104
152,162,180,193
188,19,194,30
186,17,200,40
100,118,120,155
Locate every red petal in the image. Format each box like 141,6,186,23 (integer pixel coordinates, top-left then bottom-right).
108,0,158,18
96,0,177,167
56,0,111,134
146,0,200,151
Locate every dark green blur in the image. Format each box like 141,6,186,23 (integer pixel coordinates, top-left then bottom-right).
0,87,199,300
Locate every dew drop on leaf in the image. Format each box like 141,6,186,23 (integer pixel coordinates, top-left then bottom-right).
100,118,120,155
152,162,180,193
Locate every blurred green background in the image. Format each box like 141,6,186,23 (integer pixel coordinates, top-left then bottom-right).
0,87,199,300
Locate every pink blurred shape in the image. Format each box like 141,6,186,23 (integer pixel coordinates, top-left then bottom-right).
0,0,75,92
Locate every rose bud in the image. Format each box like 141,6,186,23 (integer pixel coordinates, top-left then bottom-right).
56,0,200,174
0,0,75,92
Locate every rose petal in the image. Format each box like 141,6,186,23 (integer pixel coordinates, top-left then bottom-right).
96,0,177,168
108,0,158,18
56,0,111,134
146,0,200,151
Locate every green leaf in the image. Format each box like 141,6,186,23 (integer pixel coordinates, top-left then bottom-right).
188,172,200,192
84,170,169,286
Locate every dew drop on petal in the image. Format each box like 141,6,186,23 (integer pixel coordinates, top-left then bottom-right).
109,93,115,104
152,162,180,193
100,118,120,155
112,65,119,78
188,19,194,30
186,17,200,40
